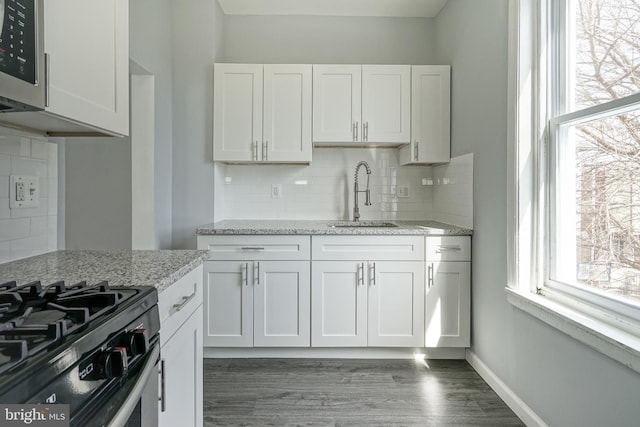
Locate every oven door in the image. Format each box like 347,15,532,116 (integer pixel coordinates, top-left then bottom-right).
79,343,160,427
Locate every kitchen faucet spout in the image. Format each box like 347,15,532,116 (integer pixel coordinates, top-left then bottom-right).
353,161,372,222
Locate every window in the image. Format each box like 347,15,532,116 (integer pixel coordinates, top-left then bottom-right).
508,0,640,371
548,0,640,309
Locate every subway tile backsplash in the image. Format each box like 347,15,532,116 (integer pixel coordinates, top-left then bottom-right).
0,127,57,263
221,148,473,226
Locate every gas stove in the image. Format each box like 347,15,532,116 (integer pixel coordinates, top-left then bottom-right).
0,279,160,426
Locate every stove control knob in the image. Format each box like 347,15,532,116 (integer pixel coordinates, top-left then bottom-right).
125,329,149,357
100,347,128,379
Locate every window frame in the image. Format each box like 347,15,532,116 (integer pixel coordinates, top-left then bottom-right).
507,0,640,373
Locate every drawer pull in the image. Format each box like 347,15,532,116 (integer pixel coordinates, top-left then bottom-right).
171,290,197,314
428,263,434,288
436,245,462,253
241,247,265,251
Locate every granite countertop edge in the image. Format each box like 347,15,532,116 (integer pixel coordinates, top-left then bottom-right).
196,220,473,236
0,250,209,294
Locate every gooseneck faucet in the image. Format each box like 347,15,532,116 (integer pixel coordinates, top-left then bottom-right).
353,161,372,222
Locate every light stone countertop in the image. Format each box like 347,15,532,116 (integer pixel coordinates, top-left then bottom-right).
196,220,472,236
0,250,208,293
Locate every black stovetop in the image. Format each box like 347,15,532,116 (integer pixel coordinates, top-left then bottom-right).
0,280,159,403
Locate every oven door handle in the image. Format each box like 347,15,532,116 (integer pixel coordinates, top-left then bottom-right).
107,344,160,427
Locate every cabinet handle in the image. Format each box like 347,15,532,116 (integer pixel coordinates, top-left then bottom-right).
436,245,462,253
414,141,419,161
370,262,376,286
254,262,260,286
354,121,358,141
44,53,50,107
358,262,365,286
242,262,248,286
364,122,369,141
241,246,265,251
265,141,269,161
160,359,166,412
170,290,197,314
428,263,434,288
254,141,259,160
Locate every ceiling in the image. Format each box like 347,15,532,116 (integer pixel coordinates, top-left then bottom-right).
217,0,450,18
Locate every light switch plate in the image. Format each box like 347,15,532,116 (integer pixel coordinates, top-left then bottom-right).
10,175,40,209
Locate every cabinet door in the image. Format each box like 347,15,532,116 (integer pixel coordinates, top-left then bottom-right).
263,65,312,162
213,64,263,162
254,261,310,347
160,305,203,427
312,65,362,143
362,65,411,144
203,261,253,347
311,261,367,347
425,261,470,347
44,0,129,136
402,65,451,164
368,262,425,347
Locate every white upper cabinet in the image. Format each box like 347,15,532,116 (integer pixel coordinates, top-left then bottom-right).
400,65,451,165
44,0,129,136
214,64,263,162
213,63,312,163
313,65,410,146
312,65,362,143
361,65,411,144
263,65,313,162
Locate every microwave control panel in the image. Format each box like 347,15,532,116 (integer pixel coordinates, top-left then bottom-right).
0,0,36,84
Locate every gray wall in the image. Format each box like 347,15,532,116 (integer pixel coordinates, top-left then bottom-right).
219,15,437,64
64,0,176,250
64,137,131,250
436,1,640,426
130,0,175,249
170,0,222,249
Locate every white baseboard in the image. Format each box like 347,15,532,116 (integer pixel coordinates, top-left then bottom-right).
204,347,466,359
465,350,548,427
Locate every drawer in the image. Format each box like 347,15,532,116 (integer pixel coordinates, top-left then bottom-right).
197,235,310,261
312,236,424,261
425,236,471,261
159,264,203,346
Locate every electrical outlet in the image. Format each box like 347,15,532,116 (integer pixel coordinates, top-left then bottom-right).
397,186,410,198
271,184,283,199
10,175,39,209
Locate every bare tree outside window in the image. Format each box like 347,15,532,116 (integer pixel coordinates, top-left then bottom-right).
572,0,640,300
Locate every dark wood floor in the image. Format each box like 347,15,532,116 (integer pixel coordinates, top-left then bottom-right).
203,358,525,426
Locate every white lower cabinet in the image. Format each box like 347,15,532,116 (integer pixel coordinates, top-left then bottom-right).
312,260,425,347
158,265,203,427
311,236,425,347
425,236,471,347
204,260,310,347
198,235,312,347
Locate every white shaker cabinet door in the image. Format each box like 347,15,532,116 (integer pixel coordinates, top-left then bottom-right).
361,65,411,144
367,261,425,347
425,261,471,347
159,306,203,427
44,0,129,136
263,65,312,162
401,65,451,164
311,261,367,347
203,261,254,347
213,63,263,162
253,261,311,347
312,65,362,143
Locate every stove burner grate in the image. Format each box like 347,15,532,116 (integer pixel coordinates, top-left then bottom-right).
0,280,128,375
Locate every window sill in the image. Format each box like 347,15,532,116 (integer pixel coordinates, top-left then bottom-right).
505,287,640,374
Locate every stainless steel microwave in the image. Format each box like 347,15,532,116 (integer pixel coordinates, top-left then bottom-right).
0,0,45,112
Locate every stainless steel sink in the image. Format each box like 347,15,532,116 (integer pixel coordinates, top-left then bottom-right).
327,221,398,228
